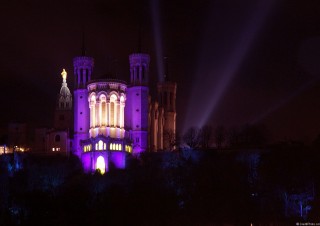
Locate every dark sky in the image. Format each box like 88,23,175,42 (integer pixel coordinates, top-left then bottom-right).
1,0,320,143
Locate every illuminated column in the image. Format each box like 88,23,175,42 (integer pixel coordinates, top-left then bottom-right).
95,101,100,127
115,101,118,127
120,98,125,128
107,102,110,127
90,104,94,128
116,101,120,127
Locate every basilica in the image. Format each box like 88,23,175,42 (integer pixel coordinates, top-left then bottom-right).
48,51,176,173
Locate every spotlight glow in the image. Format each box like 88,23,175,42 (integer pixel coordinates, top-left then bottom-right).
183,0,274,133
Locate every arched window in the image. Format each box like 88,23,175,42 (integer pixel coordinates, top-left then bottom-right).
110,143,113,150
110,94,117,127
55,135,60,142
100,95,107,126
112,143,116,150
98,140,103,150
119,144,122,151
96,156,105,174
101,102,106,125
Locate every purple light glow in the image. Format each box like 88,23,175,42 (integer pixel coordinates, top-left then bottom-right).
81,152,110,173
81,153,92,173
182,0,274,133
109,152,126,169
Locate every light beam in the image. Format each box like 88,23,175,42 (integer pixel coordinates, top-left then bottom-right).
183,0,274,133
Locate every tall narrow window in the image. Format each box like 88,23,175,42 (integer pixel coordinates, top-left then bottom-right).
99,94,107,126
98,140,103,150
142,67,145,80
80,69,83,85
86,69,89,82
101,102,106,125
136,67,139,80
110,94,117,127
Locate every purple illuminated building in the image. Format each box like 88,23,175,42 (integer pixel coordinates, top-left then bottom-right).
71,51,176,174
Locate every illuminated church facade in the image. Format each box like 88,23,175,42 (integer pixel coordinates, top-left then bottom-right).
67,51,177,173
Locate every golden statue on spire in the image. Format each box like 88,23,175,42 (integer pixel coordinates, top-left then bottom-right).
61,69,67,81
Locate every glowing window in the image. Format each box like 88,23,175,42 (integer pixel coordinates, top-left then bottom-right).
96,156,105,175
98,140,103,150
95,143,98,150
110,143,113,150
110,94,117,127
112,143,115,150
100,95,107,126
116,144,119,150
103,143,106,150
101,102,106,125
119,144,122,150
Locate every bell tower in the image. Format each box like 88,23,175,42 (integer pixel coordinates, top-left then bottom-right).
157,57,177,150
73,54,94,157
125,53,150,154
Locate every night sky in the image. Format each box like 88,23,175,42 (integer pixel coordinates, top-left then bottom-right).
1,0,320,143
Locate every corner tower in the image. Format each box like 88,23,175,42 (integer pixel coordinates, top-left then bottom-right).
157,64,177,150
73,56,94,157
125,53,150,154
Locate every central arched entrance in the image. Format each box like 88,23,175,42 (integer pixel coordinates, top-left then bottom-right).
96,156,106,174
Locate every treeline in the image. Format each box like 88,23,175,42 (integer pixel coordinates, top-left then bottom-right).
181,124,269,149
1,142,320,225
